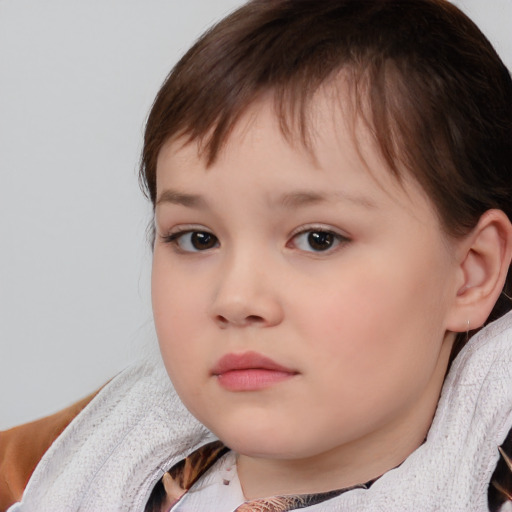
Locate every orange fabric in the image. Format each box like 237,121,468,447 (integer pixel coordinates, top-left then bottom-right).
0,389,100,512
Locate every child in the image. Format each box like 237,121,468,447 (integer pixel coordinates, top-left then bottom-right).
5,0,512,510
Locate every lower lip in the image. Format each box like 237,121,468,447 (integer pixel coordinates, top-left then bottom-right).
216,369,296,391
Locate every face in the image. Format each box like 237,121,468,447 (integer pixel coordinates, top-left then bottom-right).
152,95,460,472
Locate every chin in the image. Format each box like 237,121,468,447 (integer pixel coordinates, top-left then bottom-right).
212,425,313,460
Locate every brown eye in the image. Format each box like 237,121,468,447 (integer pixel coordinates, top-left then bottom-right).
166,230,219,252
190,232,218,250
291,229,346,253
307,231,335,251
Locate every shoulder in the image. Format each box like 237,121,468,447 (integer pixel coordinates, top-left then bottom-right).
9,360,214,511
0,389,100,512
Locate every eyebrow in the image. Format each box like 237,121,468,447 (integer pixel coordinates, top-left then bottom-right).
279,190,377,210
156,190,207,208
155,188,377,210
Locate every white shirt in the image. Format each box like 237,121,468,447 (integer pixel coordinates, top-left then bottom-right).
171,451,245,512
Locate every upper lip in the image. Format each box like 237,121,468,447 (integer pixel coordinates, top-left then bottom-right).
211,351,296,375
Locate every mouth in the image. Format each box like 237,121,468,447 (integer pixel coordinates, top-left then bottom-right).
211,351,298,391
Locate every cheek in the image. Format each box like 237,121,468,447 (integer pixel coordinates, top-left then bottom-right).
297,264,442,382
152,249,205,330
151,255,204,381
298,273,395,352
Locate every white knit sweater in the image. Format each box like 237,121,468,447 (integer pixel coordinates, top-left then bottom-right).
9,312,512,512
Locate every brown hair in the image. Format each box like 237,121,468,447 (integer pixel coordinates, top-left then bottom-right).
140,0,512,354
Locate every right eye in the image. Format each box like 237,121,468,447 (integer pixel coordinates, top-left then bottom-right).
164,230,219,252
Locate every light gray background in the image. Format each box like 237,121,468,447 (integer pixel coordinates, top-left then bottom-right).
1,0,511,430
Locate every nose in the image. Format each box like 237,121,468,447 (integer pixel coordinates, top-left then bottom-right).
210,251,284,329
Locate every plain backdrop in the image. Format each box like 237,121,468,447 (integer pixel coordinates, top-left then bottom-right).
1,0,511,430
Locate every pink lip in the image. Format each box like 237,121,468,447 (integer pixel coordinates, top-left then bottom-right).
212,351,298,391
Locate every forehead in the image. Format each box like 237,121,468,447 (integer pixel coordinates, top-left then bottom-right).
156,89,430,215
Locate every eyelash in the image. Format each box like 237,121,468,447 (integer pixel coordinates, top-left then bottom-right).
287,226,350,254
162,229,219,253
161,226,350,254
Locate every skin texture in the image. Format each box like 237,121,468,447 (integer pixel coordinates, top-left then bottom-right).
151,94,464,499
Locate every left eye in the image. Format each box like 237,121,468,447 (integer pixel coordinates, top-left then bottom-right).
166,230,219,252
291,230,344,252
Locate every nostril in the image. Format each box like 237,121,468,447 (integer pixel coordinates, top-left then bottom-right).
246,315,264,324
215,315,229,328
214,314,264,327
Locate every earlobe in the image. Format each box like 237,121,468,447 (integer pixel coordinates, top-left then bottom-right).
447,209,512,332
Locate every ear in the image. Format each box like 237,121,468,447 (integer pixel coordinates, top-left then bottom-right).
446,209,512,332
